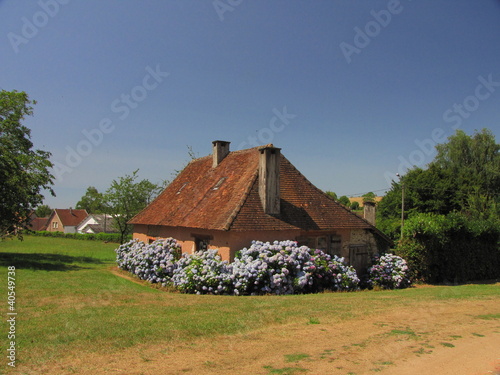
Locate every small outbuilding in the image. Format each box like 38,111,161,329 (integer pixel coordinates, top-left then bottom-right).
77,214,117,234
130,141,392,272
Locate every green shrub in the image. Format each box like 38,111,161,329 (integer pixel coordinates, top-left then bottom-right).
28,231,129,243
397,213,500,283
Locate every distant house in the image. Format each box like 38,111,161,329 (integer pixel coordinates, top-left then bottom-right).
30,217,49,231
28,212,49,231
46,209,88,234
77,214,117,234
130,141,392,272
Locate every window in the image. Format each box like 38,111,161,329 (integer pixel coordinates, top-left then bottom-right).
52,222,58,229
296,234,342,256
176,182,188,194
317,236,327,250
329,235,342,257
212,177,227,190
195,238,209,252
192,234,213,252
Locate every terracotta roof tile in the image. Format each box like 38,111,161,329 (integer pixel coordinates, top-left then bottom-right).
229,156,375,231
130,146,388,241
130,147,259,230
54,209,88,227
29,217,49,231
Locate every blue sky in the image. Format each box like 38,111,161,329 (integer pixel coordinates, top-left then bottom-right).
1,0,500,208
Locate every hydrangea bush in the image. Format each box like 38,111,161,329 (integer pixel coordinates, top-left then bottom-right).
230,240,359,295
115,238,181,285
115,238,365,295
171,249,233,294
366,253,411,289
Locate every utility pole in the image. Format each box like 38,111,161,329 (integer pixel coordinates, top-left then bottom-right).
401,182,405,241
396,173,405,241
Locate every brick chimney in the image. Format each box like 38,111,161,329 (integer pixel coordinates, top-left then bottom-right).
258,144,281,215
212,140,230,168
363,201,376,226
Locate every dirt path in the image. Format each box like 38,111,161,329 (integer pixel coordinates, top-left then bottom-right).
22,295,499,375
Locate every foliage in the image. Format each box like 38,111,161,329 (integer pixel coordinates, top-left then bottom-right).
35,204,52,218
171,144,199,181
116,238,181,284
29,230,128,243
103,170,163,243
172,249,233,294
3,236,499,370
362,192,376,203
0,90,54,239
76,186,106,214
325,191,337,200
365,253,411,289
228,240,359,295
338,195,350,207
433,129,499,209
378,128,500,240
396,212,500,283
350,201,360,210
115,239,361,295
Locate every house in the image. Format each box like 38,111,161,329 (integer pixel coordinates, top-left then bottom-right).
28,212,49,231
130,141,392,272
77,214,117,234
46,209,88,233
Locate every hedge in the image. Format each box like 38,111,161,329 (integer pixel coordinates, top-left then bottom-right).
28,230,130,243
396,212,500,283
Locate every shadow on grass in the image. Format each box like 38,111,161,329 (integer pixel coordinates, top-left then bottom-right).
0,252,105,271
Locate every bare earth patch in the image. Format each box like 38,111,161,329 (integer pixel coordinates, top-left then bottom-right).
18,288,500,375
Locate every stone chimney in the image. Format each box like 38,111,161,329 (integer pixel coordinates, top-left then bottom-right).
258,144,281,215
212,140,230,168
363,201,376,226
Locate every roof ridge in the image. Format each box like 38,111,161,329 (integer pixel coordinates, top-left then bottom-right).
223,168,259,231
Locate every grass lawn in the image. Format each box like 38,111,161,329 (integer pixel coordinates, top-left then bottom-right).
1,236,499,372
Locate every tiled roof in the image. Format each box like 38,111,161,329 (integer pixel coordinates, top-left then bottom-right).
79,214,117,233
130,146,385,237
130,147,259,230
230,156,377,231
54,209,88,227
29,217,49,231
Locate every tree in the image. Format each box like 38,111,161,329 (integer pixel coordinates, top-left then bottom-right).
76,186,105,214
325,191,337,200
35,204,52,218
378,128,500,239
350,201,360,210
362,192,376,204
432,128,500,214
171,145,198,181
338,195,350,207
0,90,54,239
103,170,163,243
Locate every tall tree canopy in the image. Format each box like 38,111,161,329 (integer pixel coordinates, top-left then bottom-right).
378,129,500,239
34,204,52,218
76,186,106,214
103,170,163,243
0,90,54,238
